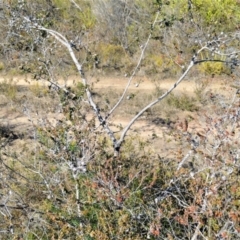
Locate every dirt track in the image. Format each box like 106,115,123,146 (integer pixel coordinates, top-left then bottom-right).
0,74,232,93
0,74,236,155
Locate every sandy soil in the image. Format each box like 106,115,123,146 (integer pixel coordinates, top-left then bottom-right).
0,74,232,93
0,74,236,155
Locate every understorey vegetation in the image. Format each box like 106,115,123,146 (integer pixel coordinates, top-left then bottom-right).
0,0,240,239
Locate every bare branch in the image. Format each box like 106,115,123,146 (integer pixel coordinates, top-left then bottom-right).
70,0,82,11
117,58,195,147
23,17,118,150
106,11,160,119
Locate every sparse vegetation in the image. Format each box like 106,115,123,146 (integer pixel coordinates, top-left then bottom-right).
29,82,49,98
198,61,230,76
0,79,17,100
0,0,240,239
0,61,4,71
167,93,198,111
194,78,209,103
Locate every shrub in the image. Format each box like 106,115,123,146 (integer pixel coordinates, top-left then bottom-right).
72,82,86,98
192,0,240,30
29,82,49,98
97,43,128,70
0,61,4,71
194,79,209,103
167,93,198,111
79,7,96,30
143,54,164,75
0,79,17,100
198,61,230,76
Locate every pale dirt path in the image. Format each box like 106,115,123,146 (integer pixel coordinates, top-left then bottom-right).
0,74,233,93
0,74,236,155
90,76,232,94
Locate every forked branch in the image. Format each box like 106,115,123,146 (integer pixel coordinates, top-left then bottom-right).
22,17,240,156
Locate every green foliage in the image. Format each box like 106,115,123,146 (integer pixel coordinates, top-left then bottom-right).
144,54,164,74
51,0,95,30
68,140,78,153
4,0,240,78
98,43,127,70
73,82,86,98
29,82,49,97
192,0,240,30
199,61,230,76
160,0,240,30
79,7,96,30
162,0,188,19
36,128,55,148
0,79,17,100
148,55,163,68
52,0,71,9
0,61,4,71
194,79,209,102
167,93,198,111
1,1,240,239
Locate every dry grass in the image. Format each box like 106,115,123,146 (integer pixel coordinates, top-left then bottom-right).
0,75,239,239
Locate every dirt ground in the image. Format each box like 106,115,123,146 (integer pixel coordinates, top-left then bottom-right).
0,74,237,157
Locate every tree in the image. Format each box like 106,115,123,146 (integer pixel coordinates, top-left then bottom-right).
0,0,240,239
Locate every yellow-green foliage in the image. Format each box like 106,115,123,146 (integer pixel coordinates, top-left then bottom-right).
197,50,230,75
162,0,188,18
29,82,49,97
79,7,96,29
146,54,163,68
199,61,230,76
52,0,95,30
0,79,17,100
194,79,209,102
0,61,4,71
167,93,198,111
192,0,240,29
161,0,240,30
144,54,165,75
98,43,127,68
52,0,71,10
72,82,86,98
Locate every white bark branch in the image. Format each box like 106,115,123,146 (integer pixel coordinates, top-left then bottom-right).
22,16,239,155
70,0,82,11
116,59,195,147
106,11,160,119
23,17,118,150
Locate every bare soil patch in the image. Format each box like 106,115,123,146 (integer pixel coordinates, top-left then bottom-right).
0,74,236,155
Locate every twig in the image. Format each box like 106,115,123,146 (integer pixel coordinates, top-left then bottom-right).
106,11,160,119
